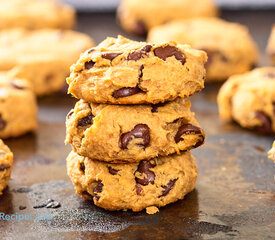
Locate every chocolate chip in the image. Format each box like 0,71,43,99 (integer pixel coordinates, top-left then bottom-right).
0,164,10,171
174,124,203,143
0,114,6,130
10,82,24,90
85,60,95,69
141,45,152,53
108,166,119,175
127,45,152,61
160,179,178,197
120,124,150,149
77,113,94,127
112,86,143,99
254,111,273,135
133,20,147,36
79,162,85,173
136,184,143,195
101,52,122,61
151,102,166,113
193,138,204,148
93,180,103,201
154,46,185,65
263,72,275,78
135,160,156,186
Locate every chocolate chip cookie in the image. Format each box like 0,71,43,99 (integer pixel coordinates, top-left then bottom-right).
267,25,275,65
268,141,275,162
65,98,205,163
67,150,197,212
117,0,218,36
148,18,259,81
218,67,275,135
0,139,13,195
0,0,75,30
67,35,207,104
0,28,94,95
0,73,37,138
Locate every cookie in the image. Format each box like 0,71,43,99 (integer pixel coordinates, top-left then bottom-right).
0,0,75,30
268,141,275,162
0,28,94,95
65,98,205,163
267,25,275,65
217,67,275,135
67,35,207,104
0,139,13,195
148,18,259,81
0,73,37,138
66,150,197,212
117,0,218,36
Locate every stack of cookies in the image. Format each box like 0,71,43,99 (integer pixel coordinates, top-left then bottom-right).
65,36,207,213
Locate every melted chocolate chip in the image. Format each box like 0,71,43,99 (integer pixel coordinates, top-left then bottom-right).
160,179,178,197
254,111,273,135
0,164,10,171
134,20,147,36
101,52,122,61
135,160,156,186
120,124,150,149
174,124,203,143
77,113,94,127
108,166,119,175
151,102,166,113
93,180,103,201
127,45,152,61
136,184,143,195
141,45,152,53
0,114,6,130
10,82,24,90
154,46,185,65
85,60,95,69
112,87,143,99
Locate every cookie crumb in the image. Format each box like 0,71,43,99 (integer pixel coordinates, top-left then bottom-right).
146,206,159,214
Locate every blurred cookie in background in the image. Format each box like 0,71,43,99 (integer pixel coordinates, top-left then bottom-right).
217,67,275,135
0,0,75,30
0,29,94,96
148,18,259,82
117,0,218,36
267,24,275,65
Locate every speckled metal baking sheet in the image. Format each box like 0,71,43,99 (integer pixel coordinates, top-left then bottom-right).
0,11,274,240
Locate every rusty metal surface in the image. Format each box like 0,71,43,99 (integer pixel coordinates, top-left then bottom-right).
0,11,275,240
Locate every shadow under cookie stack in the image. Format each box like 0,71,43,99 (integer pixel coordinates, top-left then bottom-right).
65,36,207,214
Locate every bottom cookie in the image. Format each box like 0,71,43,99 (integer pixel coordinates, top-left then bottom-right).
0,140,13,195
67,151,197,212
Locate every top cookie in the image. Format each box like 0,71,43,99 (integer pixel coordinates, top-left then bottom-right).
267,25,275,65
67,35,207,104
148,18,259,81
0,0,75,30
217,67,275,135
117,0,218,36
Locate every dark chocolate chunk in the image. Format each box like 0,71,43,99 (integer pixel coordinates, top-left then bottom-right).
135,160,156,186
85,60,95,69
112,86,143,99
77,113,94,127
0,114,6,130
93,180,103,201
154,46,185,65
0,164,10,171
120,124,150,149
151,102,166,113
160,179,178,197
108,166,119,175
10,82,24,90
141,44,152,53
101,52,122,61
174,124,203,143
254,111,273,135
127,45,152,61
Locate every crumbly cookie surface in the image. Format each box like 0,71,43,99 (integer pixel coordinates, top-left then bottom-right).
67,150,197,212
117,0,218,36
0,0,75,30
0,28,94,95
67,35,207,104
65,98,205,163
148,18,259,81
217,67,275,135
0,139,13,195
0,72,37,138
267,25,275,65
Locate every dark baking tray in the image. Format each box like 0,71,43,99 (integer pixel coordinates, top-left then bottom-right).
0,10,274,240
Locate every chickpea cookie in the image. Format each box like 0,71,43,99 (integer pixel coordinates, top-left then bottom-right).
117,0,218,36
267,25,275,65
0,140,13,195
65,98,205,163
148,18,259,81
0,28,94,95
0,0,75,30
66,150,197,212
217,67,275,135
67,35,207,104
0,72,37,139
268,141,275,162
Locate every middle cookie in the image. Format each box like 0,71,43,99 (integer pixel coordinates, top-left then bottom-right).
66,98,205,163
